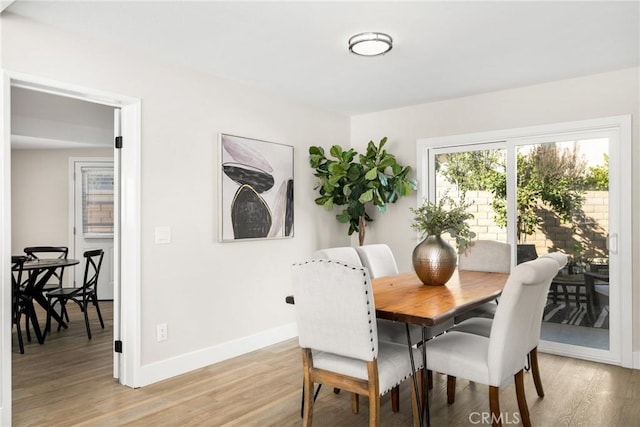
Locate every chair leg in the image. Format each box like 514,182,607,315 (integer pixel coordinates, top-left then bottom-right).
428,369,433,390
489,385,501,427
15,314,25,354
351,392,359,414
447,375,456,404
92,294,105,329
529,347,544,398
515,370,531,427
367,361,381,427
301,349,314,427
83,301,93,339
391,386,400,413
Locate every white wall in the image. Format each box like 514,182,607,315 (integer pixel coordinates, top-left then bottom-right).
1,10,350,389
350,66,640,357
11,148,112,260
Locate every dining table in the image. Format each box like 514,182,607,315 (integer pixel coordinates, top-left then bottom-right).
286,268,509,427
19,257,80,344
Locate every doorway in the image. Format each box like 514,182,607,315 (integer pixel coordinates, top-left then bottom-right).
1,72,142,425
417,116,632,368
71,159,115,299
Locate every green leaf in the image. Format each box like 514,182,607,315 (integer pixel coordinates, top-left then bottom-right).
308,146,324,156
365,167,378,180
336,211,351,223
329,145,343,159
358,189,374,203
378,173,388,187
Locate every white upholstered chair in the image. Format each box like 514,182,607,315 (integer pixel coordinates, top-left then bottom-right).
292,259,423,426
454,240,512,324
424,256,561,427
449,251,567,399
355,244,452,346
314,246,409,410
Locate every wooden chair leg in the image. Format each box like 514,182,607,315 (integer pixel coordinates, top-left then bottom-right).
447,375,456,404
367,361,380,427
93,295,105,328
391,386,400,413
489,385,501,427
529,347,544,397
301,349,314,427
351,392,359,414
515,370,531,427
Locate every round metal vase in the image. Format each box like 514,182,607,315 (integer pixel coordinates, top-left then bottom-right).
412,235,457,286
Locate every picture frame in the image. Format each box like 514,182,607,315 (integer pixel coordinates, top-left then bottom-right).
219,133,294,242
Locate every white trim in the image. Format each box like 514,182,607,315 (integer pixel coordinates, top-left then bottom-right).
416,115,633,367
0,71,143,427
138,324,298,387
0,71,13,427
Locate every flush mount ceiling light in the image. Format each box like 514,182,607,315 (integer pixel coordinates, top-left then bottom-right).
348,32,393,56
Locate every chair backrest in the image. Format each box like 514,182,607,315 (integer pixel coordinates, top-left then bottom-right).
529,252,567,348
313,246,363,267
487,256,560,386
24,246,69,285
292,259,378,362
11,256,27,317
516,244,538,265
458,240,511,273
355,244,399,278
82,249,104,298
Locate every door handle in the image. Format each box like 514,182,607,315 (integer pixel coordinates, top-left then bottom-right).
608,233,618,254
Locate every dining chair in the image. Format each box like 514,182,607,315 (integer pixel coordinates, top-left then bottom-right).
24,246,71,322
425,256,560,427
454,240,511,324
448,252,567,400
23,246,69,291
313,246,407,411
12,256,28,354
45,249,105,339
292,259,423,426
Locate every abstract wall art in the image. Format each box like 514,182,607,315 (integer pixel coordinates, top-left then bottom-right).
219,134,294,241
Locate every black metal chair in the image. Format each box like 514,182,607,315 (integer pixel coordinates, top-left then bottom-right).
24,246,69,291
45,249,105,339
12,256,28,353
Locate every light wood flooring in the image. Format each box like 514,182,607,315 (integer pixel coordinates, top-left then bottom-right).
12,302,640,426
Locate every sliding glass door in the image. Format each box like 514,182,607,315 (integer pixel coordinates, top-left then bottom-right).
419,116,632,366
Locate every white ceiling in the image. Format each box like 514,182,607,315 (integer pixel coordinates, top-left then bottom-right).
5,1,640,116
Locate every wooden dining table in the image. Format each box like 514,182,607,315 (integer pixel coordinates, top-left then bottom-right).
19,258,80,343
372,269,509,426
286,268,509,426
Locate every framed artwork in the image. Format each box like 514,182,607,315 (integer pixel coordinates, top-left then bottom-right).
219,134,294,242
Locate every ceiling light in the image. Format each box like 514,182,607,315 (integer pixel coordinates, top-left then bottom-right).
348,32,393,56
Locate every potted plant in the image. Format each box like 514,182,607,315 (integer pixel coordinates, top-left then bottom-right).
309,137,417,245
409,193,476,285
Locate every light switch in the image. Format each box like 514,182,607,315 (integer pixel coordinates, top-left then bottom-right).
155,226,171,244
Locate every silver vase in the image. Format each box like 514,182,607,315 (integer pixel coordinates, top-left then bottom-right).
412,235,457,286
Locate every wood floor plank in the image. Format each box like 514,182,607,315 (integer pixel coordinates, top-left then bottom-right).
12,303,640,426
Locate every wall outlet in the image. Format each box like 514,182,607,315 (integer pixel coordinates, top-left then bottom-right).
156,323,168,342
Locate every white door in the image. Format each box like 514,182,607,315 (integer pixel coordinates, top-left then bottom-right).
72,159,115,300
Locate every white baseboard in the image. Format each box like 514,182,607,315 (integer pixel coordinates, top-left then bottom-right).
138,322,298,387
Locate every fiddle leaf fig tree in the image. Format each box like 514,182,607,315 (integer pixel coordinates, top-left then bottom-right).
309,137,417,245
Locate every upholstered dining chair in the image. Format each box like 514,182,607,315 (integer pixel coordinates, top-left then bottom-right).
425,256,561,427
45,249,105,340
314,246,407,411
454,240,511,324
292,259,423,426
449,252,567,399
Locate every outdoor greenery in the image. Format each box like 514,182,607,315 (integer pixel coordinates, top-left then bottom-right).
438,145,609,242
410,193,476,252
309,137,417,245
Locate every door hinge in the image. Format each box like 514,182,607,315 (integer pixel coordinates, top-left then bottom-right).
115,136,123,149
114,340,123,353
